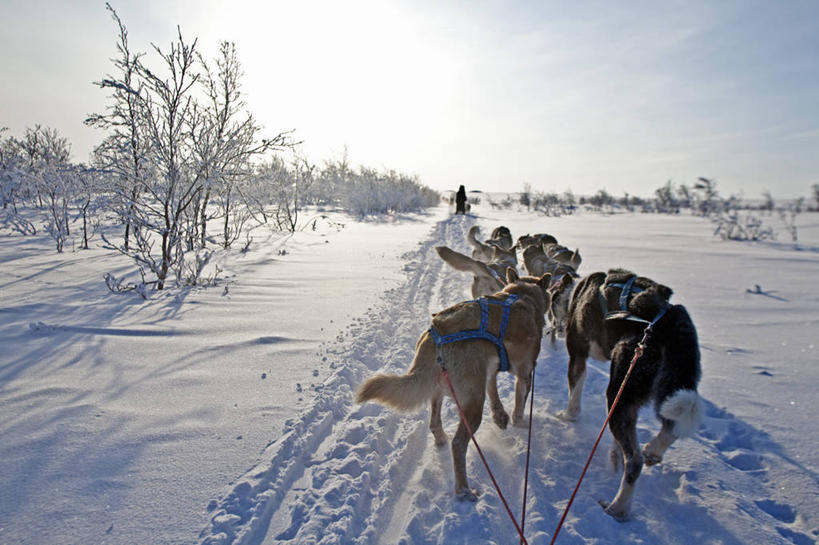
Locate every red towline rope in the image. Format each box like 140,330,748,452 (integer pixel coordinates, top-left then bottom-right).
441,369,529,545
520,368,535,545
549,339,648,545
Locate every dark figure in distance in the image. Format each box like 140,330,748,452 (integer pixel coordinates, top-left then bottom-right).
455,185,467,214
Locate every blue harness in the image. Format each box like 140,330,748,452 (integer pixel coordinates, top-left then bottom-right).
428,294,519,372
599,275,669,328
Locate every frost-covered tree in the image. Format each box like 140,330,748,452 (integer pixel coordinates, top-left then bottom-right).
38,165,74,252
73,165,108,249
191,41,293,248
0,128,23,213
693,177,720,216
86,3,150,252
91,14,203,289
311,150,352,207
654,180,679,214
135,27,203,289
761,190,774,212
676,183,693,209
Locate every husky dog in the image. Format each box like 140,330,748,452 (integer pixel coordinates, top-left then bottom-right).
357,269,552,500
515,233,558,250
562,268,702,520
545,243,581,270
489,226,514,250
521,244,581,344
545,265,580,344
436,245,514,298
467,225,517,265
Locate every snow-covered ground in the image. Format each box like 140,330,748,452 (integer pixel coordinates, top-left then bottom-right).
1,202,817,545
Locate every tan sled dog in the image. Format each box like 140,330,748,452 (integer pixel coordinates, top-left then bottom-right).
435,245,511,298
357,269,552,500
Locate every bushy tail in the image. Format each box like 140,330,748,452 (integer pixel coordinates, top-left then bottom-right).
659,389,703,438
467,225,482,249
436,246,494,278
356,356,438,412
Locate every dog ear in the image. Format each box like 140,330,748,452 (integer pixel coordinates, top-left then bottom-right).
656,284,673,301
570,249,581,267
538,273,552,289
506,267,520,284
560,273,574,289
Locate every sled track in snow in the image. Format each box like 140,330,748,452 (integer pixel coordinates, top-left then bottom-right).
199,215,480,544
200,214,819,545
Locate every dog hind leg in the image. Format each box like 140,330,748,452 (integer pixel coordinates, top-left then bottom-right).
560,352,587,421
642,419,676,466
601,403,642,521
429,392,448,446
451,394,485,501
486,370,509,429
561,323,590,420
511,366,532,427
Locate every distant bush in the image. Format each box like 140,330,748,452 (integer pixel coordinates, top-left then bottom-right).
713,211,775,241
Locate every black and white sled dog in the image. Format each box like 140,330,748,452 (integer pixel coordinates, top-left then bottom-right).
562,268,703,520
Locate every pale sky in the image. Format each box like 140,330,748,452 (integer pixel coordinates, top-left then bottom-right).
1,0,818,198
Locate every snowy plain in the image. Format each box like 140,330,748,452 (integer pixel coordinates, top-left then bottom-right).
1,200,817,545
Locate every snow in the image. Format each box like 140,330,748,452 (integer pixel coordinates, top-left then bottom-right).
1,202,817,545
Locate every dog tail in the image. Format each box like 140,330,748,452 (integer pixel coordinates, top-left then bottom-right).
659,389,703,438
435,246,501,283
356,338,439,412
467,225,481,248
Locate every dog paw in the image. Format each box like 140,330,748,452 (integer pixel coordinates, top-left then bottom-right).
642,449,663,466
643,452,663,466
456,487,480,502
511,414,529,428
433,432,448,447
599,500,629,522
556,409,579,422
492,410,509,430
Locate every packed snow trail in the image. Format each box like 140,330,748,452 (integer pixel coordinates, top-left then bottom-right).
200,213,818,545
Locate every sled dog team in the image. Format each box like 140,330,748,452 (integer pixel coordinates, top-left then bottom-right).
357,224,703,521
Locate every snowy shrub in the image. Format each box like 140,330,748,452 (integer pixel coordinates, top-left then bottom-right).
654,180,680,213
104,272,148,299
177,250,222,287
713,211,775,241
342,167,438,217
778,201,802,243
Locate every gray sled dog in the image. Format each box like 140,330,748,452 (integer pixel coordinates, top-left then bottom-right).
562,268,703,520
488,225,514,250
521,242,580,345
467,225,517,264
357,269,552,500
515,233,558,251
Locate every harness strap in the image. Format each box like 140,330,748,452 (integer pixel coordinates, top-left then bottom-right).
429,294,519,372
598,274,669,327
598,274,644,315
